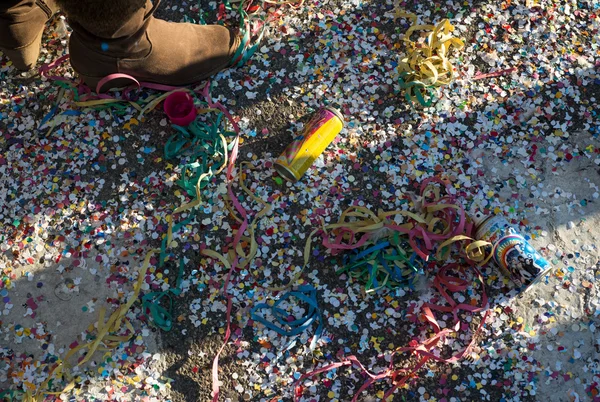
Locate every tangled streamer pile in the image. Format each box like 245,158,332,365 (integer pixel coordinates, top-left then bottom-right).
395,11,464,106
289,178,492,400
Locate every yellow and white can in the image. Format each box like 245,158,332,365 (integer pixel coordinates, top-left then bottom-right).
274,107,345,182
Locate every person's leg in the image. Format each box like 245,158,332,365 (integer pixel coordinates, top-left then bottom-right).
56,0,240,90
0,0,57,70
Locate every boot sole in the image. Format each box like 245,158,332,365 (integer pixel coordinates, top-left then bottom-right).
1,28,44,71
80,62,230,93
80,75,140,93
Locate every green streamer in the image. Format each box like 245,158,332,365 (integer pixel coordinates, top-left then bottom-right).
337,234,423,293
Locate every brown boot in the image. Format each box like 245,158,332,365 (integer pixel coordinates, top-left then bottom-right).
57,0,240,91
0,0,57,70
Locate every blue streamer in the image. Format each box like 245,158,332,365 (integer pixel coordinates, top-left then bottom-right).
250,285,323,350
37,105,58,130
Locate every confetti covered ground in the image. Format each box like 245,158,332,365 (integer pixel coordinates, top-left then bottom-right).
1,0,600,401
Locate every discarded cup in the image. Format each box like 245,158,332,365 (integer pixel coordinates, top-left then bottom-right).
164,91,197,126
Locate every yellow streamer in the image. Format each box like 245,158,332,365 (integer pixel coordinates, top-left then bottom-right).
394,10,464,104
137,88,192,119
23,87,231,402
73,98,143,112
26,248,158,401
396,11,464,86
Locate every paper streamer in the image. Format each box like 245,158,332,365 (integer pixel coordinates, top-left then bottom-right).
292,177,493,401
250,285,323,350
394,11,464,106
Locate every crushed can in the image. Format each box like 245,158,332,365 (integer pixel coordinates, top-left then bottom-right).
274,106,344,183
473,211,551,292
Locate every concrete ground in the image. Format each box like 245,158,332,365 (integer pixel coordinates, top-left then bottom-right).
1,0,600,401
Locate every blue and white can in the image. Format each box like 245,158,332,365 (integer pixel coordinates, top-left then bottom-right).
473,212,551,292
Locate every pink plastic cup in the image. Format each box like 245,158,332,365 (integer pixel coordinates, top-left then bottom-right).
163,91,197,126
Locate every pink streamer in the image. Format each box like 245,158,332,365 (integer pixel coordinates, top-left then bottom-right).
298,178,491,400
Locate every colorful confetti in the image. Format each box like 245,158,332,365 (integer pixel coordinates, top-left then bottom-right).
1,0,600,401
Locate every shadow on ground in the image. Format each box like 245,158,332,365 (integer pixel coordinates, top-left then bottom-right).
2,0,600,401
